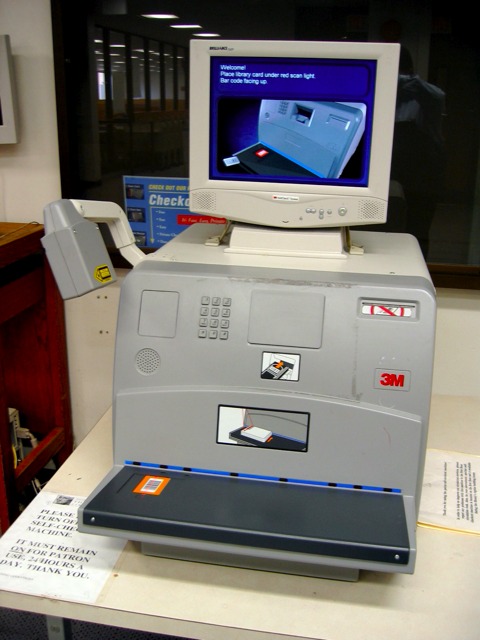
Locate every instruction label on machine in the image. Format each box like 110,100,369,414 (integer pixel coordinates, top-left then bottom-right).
261,352,300,381
123,176,225,248
94,264,113,284
361,301,417,318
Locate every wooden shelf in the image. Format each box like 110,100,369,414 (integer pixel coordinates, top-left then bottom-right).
0,222,73,532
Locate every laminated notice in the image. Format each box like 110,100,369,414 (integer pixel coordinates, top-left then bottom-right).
0,491,125,602
419,449,480,535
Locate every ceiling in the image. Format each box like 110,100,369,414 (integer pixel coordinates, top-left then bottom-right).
93,0,371,49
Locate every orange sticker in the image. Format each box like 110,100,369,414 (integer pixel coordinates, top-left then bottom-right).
133,475,170,496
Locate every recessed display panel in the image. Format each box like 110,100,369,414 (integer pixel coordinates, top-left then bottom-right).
217,405,309,452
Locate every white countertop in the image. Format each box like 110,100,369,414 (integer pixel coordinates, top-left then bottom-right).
1,394,479,640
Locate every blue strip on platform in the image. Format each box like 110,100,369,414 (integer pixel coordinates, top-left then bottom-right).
124,460,401,494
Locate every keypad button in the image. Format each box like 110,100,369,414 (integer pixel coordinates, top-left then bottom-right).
199,294,232,340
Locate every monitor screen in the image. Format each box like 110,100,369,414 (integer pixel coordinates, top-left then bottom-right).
189,40,400,229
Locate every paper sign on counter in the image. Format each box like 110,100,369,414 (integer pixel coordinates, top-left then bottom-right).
419,449,479,535
0,491,125,603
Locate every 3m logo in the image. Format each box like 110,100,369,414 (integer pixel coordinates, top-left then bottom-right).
380,373,405,387
374,369,410,391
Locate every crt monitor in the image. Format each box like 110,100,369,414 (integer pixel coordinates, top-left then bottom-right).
189,39,400,229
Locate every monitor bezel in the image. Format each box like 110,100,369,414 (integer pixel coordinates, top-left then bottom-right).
189,39,400,229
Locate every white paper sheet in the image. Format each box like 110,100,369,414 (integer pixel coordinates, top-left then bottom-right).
0,491,125,603
419,449,480,535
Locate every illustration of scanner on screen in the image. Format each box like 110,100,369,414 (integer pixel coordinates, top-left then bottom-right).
224,99,366,179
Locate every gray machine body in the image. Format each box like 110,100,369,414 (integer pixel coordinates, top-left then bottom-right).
79,226,436,580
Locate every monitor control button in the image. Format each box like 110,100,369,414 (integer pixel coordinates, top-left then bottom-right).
338,207,347,216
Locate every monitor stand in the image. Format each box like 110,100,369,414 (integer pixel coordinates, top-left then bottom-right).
223,224,357,259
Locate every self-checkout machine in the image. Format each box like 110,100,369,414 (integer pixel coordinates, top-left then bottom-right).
42,40,436,582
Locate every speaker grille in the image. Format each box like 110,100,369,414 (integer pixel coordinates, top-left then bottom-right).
135,348,160,375
358,200,385,221
192,191,217,212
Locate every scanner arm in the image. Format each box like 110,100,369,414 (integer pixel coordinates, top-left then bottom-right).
42,198,145,300
70,199,146,267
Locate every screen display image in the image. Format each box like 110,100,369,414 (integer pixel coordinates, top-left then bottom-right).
211,57,375,187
